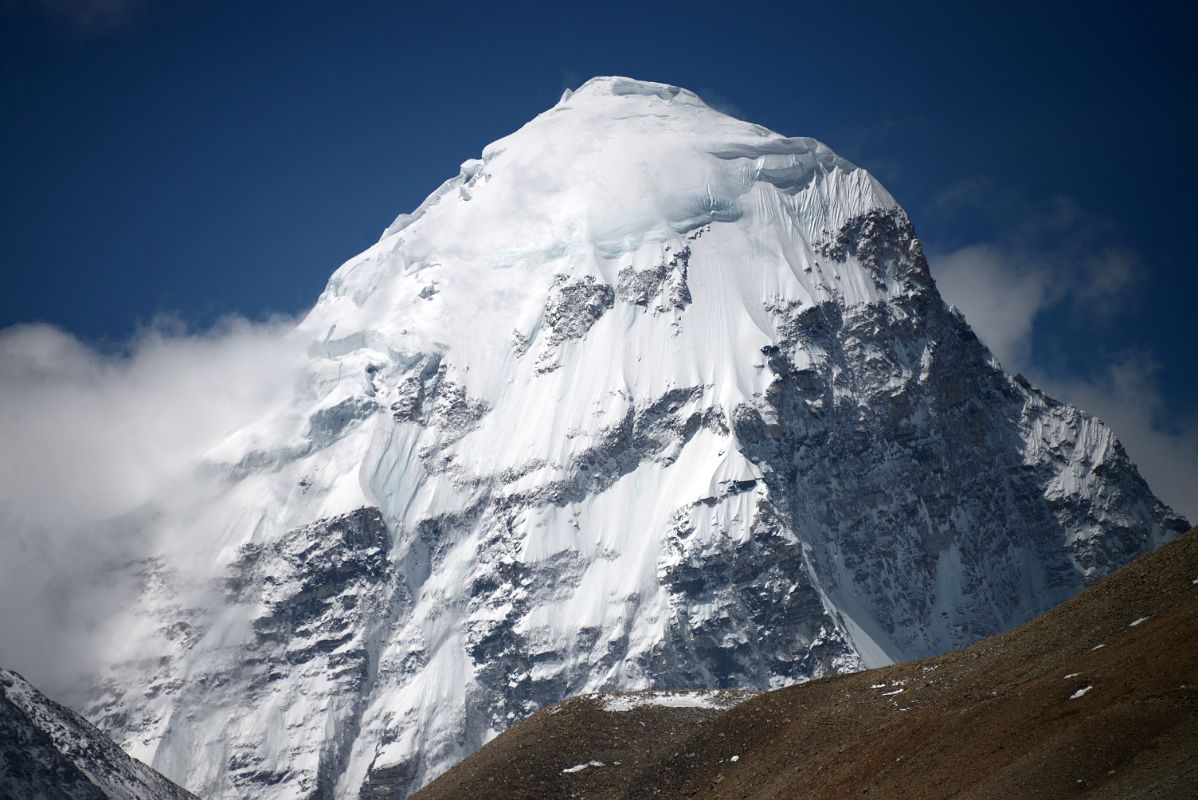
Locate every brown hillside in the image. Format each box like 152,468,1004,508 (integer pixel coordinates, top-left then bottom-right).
415,527,1198,799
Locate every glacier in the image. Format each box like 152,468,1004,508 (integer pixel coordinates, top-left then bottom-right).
75,77,1187,799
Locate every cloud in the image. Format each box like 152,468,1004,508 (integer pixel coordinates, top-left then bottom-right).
0,316,305,697
932,243,1052,368
929,238,1196,523
931,242,1141,368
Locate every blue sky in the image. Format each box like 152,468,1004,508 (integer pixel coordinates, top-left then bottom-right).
1,0,1194,515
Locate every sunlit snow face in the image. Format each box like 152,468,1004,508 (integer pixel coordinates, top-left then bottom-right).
299,77,895,409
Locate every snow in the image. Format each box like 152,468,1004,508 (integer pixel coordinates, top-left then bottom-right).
562,760,604,774
881,688,905,697
600,690,747,712
1,669,192,800
1064,672,1081,679
834,602,901,669
71,75,1187,800
1069,685,1093,700
1128,616,1150,627
730,755,740,762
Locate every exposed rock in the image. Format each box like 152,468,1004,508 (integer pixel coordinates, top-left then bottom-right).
1,669,197,800
543,275,615,345
616,245,692,312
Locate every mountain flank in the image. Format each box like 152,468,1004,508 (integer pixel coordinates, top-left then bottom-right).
415,526,1198,799
1,668,196,800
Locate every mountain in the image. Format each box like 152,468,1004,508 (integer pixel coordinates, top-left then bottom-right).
77,77,1188,799
1,668,197,800
414,526,1198,799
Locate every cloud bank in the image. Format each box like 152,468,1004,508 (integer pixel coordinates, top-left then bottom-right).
0,316,304,697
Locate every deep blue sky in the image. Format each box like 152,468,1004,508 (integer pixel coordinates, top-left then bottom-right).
1,1,1194,424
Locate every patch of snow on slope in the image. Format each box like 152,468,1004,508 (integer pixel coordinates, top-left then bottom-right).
600,690,750,712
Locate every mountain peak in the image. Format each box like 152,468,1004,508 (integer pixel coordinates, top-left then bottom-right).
561,76,709,108
78,78,1187,800
348,80,896,382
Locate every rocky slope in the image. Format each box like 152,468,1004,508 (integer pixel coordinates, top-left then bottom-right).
416,526,1198,799
75,77,1187,799
1,669,196,800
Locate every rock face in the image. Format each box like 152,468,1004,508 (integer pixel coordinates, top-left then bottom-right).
0,669,196,800
77,77,1187,799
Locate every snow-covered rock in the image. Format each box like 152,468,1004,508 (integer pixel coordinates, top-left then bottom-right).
79,76,1187,799
0,669,195,800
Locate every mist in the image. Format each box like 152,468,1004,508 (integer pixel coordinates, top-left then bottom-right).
0,316,305,699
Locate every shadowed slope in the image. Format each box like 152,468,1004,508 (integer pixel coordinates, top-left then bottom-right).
1,669,198,800
416,527,1198,799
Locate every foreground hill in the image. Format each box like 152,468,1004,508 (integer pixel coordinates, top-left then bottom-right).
416,526,1198,799
0,669,196,800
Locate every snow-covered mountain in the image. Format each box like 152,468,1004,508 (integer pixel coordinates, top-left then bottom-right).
78,77,1188,799
1,669,196,800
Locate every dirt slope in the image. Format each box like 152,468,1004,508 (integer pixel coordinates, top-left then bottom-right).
415,527,1198,799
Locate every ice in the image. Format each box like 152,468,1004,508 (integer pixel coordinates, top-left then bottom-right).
1128,616,1150,627
1069,685,1093,700
562,760,604,774
1064,672,1081,679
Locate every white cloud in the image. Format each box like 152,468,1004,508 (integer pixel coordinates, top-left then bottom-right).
932,242,1141,370
0,316,305,696
932,243,1052,368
